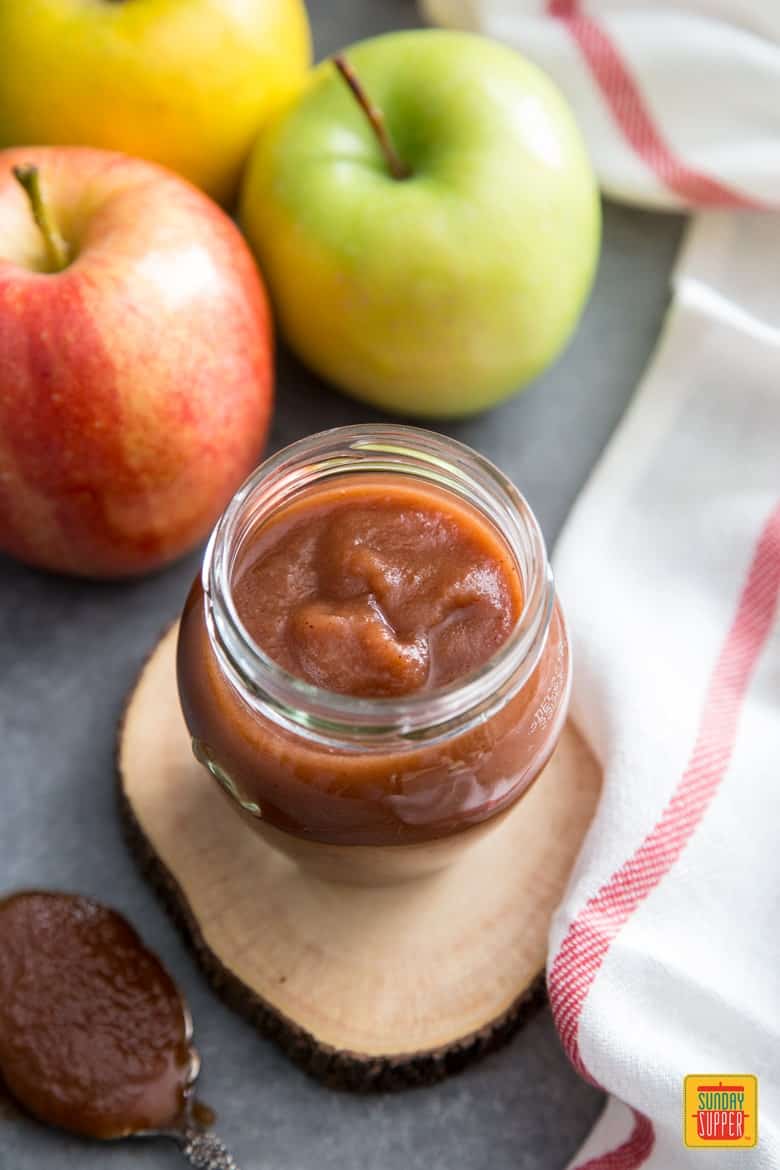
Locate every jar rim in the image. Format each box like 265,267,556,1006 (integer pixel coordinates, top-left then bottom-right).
203,424,555,746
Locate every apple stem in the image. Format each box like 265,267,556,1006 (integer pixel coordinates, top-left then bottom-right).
12,165,70,273
332,55,411,181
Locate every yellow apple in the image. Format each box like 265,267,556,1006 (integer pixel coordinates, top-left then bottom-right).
0,0,311,205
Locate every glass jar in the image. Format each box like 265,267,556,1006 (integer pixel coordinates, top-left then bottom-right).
177,425,571,880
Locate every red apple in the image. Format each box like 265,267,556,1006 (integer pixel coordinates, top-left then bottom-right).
0,146,273,578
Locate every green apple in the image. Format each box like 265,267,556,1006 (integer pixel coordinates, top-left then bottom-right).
240,29,600,418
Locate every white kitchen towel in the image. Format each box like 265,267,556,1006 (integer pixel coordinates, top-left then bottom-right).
422,1,780,211
552,212,780,1169
420,4,780,1168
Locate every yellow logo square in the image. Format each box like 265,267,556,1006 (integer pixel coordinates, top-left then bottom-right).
684,1075,758,1148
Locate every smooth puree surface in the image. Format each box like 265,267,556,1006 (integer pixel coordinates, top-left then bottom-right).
0,892,193,1140
232,478,523,697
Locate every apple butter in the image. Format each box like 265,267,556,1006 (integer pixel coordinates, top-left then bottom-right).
0,892,195,1139
231,479,523,697
177,426,571,848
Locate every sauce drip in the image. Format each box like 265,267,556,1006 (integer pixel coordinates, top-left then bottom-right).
0,892,195,1139
191,1099,217,1128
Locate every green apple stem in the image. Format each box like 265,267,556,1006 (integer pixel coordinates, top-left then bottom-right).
12,165,70,273
333,55,411,181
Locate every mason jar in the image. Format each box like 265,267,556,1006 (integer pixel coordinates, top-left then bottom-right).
177,425,571,884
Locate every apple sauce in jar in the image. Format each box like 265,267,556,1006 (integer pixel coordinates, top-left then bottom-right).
177,426,570,848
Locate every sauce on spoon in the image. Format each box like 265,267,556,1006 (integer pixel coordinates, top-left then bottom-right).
0,891,196,1139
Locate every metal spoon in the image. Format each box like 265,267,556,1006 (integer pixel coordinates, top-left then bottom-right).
128,1018,241,1169
0,894,241,1169
143,1126,239,1169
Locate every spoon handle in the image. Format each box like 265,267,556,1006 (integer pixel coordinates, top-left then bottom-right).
177,1128,240,1170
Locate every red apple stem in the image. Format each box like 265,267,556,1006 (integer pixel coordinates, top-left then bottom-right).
332,55,411,181
12,165,70,273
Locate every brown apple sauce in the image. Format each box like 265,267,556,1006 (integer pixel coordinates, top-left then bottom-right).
0,892,195,1140
177,426,570,847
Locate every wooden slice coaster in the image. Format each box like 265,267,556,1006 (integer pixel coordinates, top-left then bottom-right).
118,625,602,1090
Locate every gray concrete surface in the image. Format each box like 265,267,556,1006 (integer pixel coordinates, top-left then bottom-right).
0,2,685,1167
